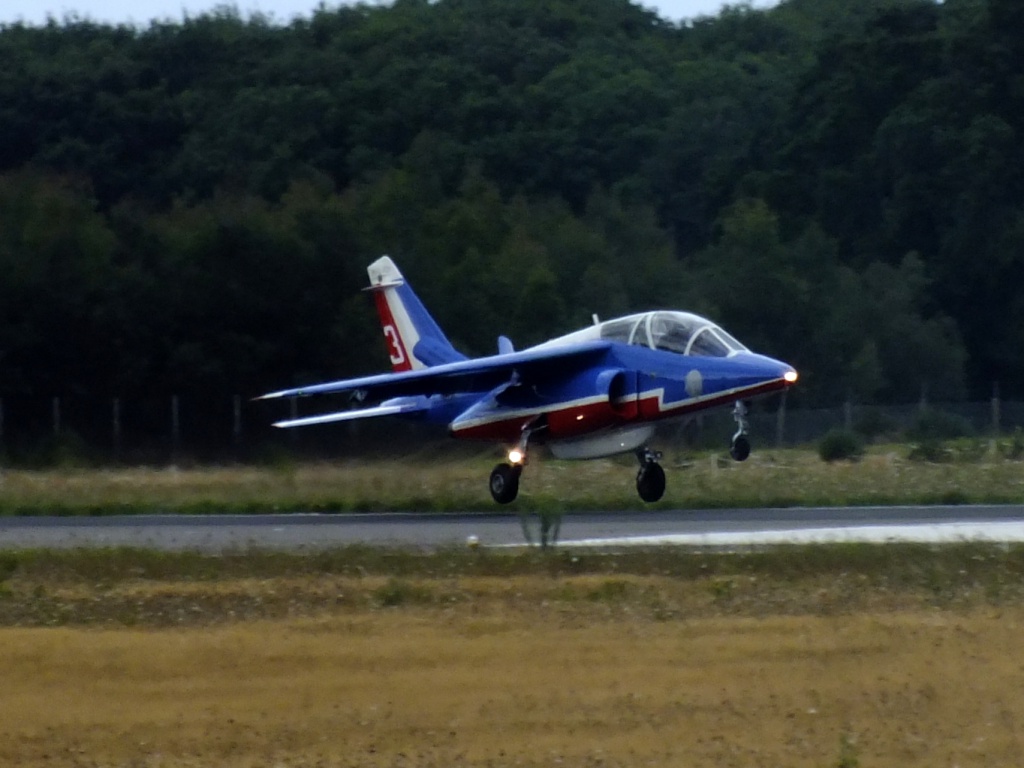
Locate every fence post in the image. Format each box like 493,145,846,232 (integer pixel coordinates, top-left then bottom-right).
844,399,852,431
171,395,180,462
113,398,122,460
776,392,786,447
992,381,1001,436
52,396,61,435
233,394,242,453
289,398,299,446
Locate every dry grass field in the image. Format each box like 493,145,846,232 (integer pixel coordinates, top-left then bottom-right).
2,447,1024,766
1,561,1023,767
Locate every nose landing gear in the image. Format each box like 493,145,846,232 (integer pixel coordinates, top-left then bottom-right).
635,447,666,503
730,400,751,461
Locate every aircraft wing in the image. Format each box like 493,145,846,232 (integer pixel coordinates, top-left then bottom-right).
257,340,612,404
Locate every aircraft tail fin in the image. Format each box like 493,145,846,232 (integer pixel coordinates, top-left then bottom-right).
365,256,467,372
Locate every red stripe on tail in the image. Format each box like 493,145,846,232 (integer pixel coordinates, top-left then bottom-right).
372,290,413,372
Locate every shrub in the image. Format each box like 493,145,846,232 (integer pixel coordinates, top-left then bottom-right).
24,429,93,468
853,408,898,441
907,439,951,463
818,429,865,462
906,408,973,441
374,578,434,607
1001,428,1024,460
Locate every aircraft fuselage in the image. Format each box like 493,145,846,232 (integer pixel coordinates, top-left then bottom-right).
396,343,791,458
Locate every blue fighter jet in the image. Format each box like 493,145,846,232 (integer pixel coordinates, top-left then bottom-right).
258,256,798,504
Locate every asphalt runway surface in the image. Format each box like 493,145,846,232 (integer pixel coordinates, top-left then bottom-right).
1,504,1024,550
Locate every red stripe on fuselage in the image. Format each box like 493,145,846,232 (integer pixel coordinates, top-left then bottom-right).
451,399,625,443
449,378,790,443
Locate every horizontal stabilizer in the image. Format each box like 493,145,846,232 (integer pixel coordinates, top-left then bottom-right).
273,402,418,429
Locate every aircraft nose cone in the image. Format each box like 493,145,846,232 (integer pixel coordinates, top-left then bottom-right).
733,353,798,389
762,355,798,385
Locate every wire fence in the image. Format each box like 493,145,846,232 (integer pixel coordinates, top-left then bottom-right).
0,393,1018,466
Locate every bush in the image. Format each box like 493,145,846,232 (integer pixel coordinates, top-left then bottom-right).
906,408,973,441
907,439,951,463
853,408,898,441
22,429,93,468
908,437,987,464
373,578,434,607
1001,428,1024,460
818,429,865,462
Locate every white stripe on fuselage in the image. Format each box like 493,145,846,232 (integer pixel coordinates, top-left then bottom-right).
640,377,787,417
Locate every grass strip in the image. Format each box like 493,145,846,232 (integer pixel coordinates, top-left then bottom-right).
0,445,1023,515
0,541,1022,627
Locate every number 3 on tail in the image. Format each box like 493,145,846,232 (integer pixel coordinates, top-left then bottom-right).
383,324,406,365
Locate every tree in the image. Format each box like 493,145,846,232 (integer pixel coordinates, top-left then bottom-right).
0,171,118,394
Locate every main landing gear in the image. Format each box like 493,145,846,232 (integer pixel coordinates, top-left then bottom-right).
488,424,561,547
489,462,522,504
488,402,752,511
489,424,535,505
635,446,666,503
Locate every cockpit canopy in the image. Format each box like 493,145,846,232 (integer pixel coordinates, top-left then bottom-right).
598,311,748,357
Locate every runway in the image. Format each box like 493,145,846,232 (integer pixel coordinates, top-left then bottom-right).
0,504,1023,551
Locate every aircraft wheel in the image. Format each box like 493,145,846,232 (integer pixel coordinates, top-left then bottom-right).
636,462,666,503
489,463,521,504
730,435,751,462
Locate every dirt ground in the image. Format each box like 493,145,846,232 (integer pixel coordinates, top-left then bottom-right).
0,582,1022,768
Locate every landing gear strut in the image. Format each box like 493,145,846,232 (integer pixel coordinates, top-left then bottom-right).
730,400,751,461
489,421,538,504
635,446,666,503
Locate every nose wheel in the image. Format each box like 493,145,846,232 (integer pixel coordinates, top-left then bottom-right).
730,401,751,461
730,435,751,462
636,447,666,503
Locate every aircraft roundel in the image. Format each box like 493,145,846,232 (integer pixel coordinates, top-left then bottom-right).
685,369,703,398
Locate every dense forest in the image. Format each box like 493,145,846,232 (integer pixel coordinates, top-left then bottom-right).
0,0,1021,427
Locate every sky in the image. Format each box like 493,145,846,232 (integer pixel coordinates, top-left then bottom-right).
2,0,779,28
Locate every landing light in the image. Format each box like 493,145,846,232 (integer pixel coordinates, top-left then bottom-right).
784,370,799,384
508,448,525,465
